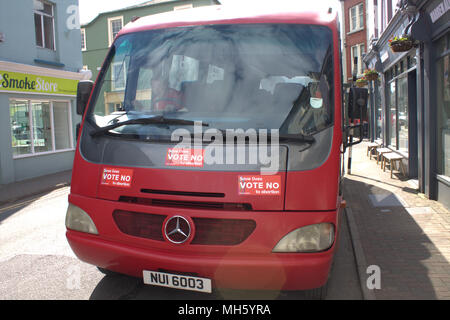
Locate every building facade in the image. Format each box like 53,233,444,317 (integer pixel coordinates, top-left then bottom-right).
364,0,450,208
0,0,86,185
81,0,220,84
341,0,369,82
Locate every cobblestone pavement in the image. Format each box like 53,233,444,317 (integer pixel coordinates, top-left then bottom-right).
343,141,450,300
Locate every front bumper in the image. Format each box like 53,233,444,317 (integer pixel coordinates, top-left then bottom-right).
66,194,340,291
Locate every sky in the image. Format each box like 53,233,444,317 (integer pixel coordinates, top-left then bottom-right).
79,0,342,25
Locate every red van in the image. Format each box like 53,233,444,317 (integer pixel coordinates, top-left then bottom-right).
66,5,353,299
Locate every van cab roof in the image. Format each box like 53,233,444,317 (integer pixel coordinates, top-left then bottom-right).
119,4,337,37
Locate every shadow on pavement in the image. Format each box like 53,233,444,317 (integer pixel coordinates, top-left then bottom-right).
343,176,443,299
89,273,296,300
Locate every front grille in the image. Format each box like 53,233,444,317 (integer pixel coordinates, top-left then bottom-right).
113,210,166,241
112,210,256,246
191,218,256,245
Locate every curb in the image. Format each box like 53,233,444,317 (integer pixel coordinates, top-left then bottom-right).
345,206,376,300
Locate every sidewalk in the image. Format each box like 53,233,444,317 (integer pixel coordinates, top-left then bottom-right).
0,170,72,206
344,141,450,299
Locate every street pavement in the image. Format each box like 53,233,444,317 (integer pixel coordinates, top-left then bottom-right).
343,141,450,299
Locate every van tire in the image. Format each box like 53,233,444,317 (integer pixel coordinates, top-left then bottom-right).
97,267,119,276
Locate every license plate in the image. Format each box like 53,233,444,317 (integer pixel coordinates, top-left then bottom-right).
143,270,212,293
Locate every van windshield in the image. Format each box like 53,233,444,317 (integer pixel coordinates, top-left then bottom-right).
87,24,334,137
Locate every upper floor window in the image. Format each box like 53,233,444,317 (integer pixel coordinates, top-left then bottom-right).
81,28,86,51
108,16,123,47
351,43,365,76
349,3,364,32
34,0,55,50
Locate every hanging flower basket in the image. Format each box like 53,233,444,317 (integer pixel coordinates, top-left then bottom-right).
389,36,414,52
356,77,368,87
364,69,379,81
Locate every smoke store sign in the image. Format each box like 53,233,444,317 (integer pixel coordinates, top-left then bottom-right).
0,70,78,96
430,0,450,23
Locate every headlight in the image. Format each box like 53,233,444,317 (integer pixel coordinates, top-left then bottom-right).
272,223,334,253
65,203,98,235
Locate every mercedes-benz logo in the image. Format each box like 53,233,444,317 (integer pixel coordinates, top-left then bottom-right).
164,216,191,244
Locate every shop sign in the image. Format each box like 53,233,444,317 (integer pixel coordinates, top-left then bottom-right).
430,0,450,23
0,70,78,96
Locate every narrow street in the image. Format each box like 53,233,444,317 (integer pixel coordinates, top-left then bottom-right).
0,186,362,300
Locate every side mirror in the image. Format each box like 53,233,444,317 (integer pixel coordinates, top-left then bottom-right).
344,87,368,149
76,80,94,115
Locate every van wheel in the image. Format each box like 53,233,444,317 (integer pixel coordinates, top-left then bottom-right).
97,267,119,276
303,283,328,300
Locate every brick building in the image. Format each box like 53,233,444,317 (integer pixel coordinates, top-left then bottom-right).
340,0,368,82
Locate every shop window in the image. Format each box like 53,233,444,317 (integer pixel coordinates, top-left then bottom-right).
10,99,73,157
387,71,409,153
53,101,72,150
32,102,52,153
397,76,408,152
389,81,397,148
437,34,450,177
376,79,383,140
34,0,55,50
10,100,32,156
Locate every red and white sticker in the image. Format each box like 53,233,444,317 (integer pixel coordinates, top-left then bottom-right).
165,148,204,167
238,175,281,196
100,167,134,188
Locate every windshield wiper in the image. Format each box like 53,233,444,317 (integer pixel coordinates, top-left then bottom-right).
200,130,315,144
90,115,209,137
278,133,315,144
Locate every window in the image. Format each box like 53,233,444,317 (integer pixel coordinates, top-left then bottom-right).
81,28,86,51
349,3,364,32
351,43,365,76
174,4,193,10
437,33,450,177
389,81,397,147
108,16,123,46
111,61,127,91
10,99,73,157
358,3,364,29
376,79,383,140
34,0,55,50
397,76,408,152
387,75,408,152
